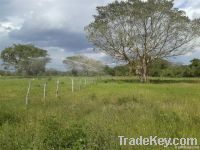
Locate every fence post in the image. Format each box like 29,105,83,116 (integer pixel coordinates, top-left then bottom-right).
56,80,60,97
71,78,74,92
25,80,31,107
43,82,47,104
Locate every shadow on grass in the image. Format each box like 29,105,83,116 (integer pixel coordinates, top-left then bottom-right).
149,79,200,84
102,78,200,84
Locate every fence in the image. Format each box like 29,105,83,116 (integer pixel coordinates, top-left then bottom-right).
24,77,99,107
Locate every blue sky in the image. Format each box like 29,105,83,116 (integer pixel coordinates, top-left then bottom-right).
0,0,200,70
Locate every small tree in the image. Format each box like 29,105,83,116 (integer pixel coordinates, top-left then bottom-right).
63,55,104,76
85,0,200,82
1,44,50,75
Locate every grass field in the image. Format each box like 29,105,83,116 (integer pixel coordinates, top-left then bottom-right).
0,76,200,150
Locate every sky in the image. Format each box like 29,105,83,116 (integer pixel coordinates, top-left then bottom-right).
0,0,200,71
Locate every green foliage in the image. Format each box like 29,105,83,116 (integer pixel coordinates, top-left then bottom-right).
149,59,171,77
104,65,131,76
0,44,50,75
0,124,36,150
103,58,200,77
154,110,183,137
189,58,200,76
103,66,115,76
113,65,130,76
40,117,87,150
0,109,23,126
86,0,200,82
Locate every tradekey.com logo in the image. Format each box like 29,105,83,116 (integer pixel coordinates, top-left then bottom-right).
118,136,199,149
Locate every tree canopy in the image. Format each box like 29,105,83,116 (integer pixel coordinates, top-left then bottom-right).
0,44,50,75
63,55,104,76
85,0,200,82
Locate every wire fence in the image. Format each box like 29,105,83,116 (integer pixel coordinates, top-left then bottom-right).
0,77,101,107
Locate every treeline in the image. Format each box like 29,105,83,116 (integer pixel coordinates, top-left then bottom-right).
0,69,67,76
0,44,200,77
0,44,105,77
1,58,200,77
104,58,200,77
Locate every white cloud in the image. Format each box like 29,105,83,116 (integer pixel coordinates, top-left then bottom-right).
0,0,200,70
175,0,200,19
45,46,74,71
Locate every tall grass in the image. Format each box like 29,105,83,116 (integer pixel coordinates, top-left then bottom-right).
0,77,200,149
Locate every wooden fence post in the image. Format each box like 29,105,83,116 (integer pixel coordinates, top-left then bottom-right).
25,81,31,107
71,78,74,92
56,80,60,97
43,82,47,104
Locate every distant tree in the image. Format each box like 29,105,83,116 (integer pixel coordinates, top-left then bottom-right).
45,69,66,76
104,66,115,76
182,66,193,77
86,0,200,82
104,58,200,77
149,59,171,76
189,58,200,76
190,58,200,67
45,69,59,76
104,65,135,76
0,44,50,75
63,55,105,76
0,70,6,76
113,65,130,76
27,57,50,75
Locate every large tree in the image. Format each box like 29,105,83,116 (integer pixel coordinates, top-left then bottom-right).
63,55,104,75
0,44,50,75
85,0,200,82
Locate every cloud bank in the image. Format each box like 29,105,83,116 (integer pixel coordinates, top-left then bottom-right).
0,0,199,70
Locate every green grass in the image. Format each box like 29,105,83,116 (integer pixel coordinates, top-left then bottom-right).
0,76,200,149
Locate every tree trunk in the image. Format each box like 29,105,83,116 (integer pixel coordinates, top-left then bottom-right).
141,66,147,82
139,59,148,83
128,61,134,76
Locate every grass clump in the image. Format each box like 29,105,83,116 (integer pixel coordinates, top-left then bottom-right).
39,116,87,150
0,109,24,126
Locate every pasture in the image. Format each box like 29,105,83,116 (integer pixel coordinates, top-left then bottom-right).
0,77,200,150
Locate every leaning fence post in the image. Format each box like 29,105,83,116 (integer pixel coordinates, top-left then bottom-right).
25,80,31,107
56,80,60,97
71,78,74,92
43,82,47,104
